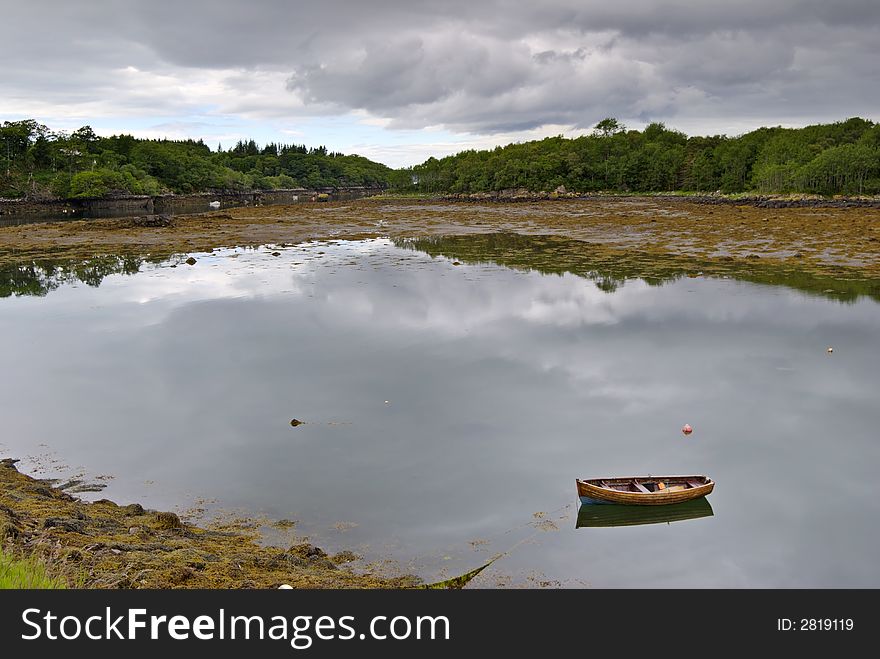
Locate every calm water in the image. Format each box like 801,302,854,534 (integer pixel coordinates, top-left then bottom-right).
1,235,879,587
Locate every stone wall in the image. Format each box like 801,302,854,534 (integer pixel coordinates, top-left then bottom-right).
0,187,385,227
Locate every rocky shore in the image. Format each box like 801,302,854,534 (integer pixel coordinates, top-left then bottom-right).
2,197,877,281
435,188,880,208
0,458,418,589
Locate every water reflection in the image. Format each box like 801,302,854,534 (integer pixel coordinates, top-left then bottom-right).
576,498,714,528
3,233,879,305
0,255,149,297
1,236,879,587
396,233,880,304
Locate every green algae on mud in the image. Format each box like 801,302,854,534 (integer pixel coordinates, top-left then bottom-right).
3,231,878,306
396,233,880,304
0,197,878,288
0,458,419,589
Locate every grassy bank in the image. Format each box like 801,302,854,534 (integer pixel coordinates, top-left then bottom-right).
0,550,67,589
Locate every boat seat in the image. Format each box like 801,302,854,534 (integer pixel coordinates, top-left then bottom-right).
632,481,651,493
687,480,703,489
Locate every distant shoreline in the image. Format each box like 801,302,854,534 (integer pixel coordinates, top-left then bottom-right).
1,196,877,287
5,189,880,217
390,190,880,209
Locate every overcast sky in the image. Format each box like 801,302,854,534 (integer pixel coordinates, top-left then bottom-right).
2,0,878,167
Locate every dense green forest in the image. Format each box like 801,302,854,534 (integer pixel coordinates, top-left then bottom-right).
405,117,880,196
5,117,879,200
0,119,394,199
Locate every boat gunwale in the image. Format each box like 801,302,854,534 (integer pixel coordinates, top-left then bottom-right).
576,475,714,506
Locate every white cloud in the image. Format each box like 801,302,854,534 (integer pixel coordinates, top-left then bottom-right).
2,0,878,165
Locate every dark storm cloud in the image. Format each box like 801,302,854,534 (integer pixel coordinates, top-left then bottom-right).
3,1,879,133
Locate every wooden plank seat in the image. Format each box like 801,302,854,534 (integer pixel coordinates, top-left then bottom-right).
687,480,703,489
632,481,651,493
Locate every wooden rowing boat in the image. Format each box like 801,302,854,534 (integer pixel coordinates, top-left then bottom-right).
576,497,713,528
576,475,714,506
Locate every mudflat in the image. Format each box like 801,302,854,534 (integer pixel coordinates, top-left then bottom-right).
1,197,878,281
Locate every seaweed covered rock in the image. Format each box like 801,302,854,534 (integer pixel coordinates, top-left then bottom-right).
0,505,23,539
154,512,183,530
122,503,145,516
43,517,87,533
132,214,173,228
287,543,328,559
0,457,418,588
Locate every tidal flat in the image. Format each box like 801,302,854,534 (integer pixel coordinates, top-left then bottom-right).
1,197,879,281
1,197,879,588
0,459,418,589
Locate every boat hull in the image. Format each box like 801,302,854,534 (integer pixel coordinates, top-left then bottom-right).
576,475,714,506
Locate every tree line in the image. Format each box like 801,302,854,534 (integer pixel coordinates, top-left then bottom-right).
5,116,878,200
402,117,880,196
0,120,394,199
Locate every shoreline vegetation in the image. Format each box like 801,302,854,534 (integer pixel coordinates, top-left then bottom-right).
0,548,68,589
2,198,879,303
2,117,879,205
397,189,880,207
0,458,420,589
403,117,880,197
1,196,878,283
0,120,396,201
